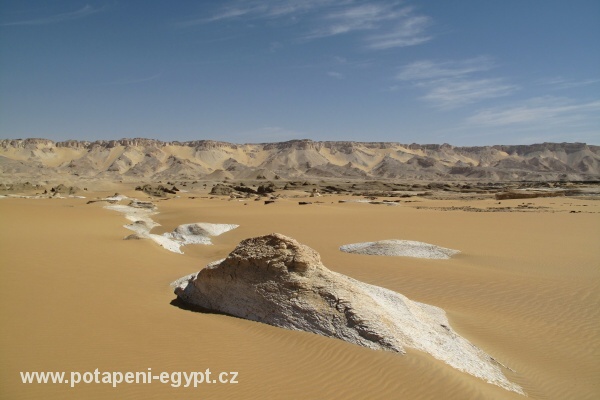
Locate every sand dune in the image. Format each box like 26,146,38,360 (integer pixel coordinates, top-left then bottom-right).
1,190,599,399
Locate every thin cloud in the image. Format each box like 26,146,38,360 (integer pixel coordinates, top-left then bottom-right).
538,76,600,90
466,96,600,127
307,3,407,38
182,1,433,51
397,57,495,81
0,5,101,27
263,0,345,18
306,4,432,50
330,55,375,69
395,57,516,108
177,7,252,26
422,78,518,109
365,15,432,49
327,71,344,79
180,0,346,26
206,7,254,22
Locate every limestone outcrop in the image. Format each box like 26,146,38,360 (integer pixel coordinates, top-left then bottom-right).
174,233,523,394
340,240,459,259
104,198,238,253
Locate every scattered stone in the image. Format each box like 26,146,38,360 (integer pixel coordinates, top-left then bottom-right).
52,184,80,194
257,183,276,194
128,200,156,210
233,185,257,194
87,199,118,205
495,191,565,200
0,182,44,193
369,201,398,206
135,184,176,197
124,233,144,240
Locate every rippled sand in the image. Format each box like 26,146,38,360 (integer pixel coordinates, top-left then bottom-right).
1,191,599,399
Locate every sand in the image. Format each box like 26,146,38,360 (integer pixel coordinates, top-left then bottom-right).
1,190,599,399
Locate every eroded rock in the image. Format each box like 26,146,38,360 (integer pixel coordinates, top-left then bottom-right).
174,233,523,394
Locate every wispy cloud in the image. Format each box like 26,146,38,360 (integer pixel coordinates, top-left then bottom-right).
179,0,345,26
0,5,101,27
261,0,349,18
365,14,432,49
327,71,344,79
466,96,600,127
331,55,374,69
179,1,432,50
307,3,407,38
306,4,432,49
397,56,495,81
396,57,517,108
177,7,251,26
206,7,253,22
422,78,518,109
538,76,600,90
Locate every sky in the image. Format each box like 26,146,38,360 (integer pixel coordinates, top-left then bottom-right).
0,0,599,145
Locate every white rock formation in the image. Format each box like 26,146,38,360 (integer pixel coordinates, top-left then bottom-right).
105,201,238,253
174,233,522,394
165,223,240,246
340,239,459,259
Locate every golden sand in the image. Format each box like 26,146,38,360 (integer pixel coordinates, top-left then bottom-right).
1,191,599,399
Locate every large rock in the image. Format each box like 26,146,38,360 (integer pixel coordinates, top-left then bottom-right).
174,233,523,394
210,183,234,196
52,183,80,194
134,184,176,197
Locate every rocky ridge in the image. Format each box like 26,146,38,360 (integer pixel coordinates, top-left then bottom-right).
1,138,599,182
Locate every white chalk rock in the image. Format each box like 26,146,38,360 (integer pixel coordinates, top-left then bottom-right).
174,233,522,394
105,202,237,253
164,223,239,245
340,239,459,259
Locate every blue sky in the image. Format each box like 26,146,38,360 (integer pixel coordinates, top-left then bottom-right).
0,1,598,145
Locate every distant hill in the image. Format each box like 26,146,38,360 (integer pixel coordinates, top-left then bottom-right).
1,138,599,182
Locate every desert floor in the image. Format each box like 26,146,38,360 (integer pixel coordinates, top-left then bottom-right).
1,188,599,399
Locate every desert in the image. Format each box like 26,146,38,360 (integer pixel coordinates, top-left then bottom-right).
1,139,599,399
1,2,598,398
